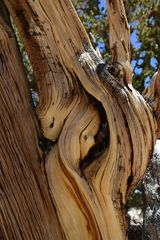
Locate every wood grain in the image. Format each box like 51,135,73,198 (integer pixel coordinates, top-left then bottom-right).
0,8,63,240
2,0,158,239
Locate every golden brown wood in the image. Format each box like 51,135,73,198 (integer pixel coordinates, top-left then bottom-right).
106,0,132,83
2,0,159,239
0,6,63,240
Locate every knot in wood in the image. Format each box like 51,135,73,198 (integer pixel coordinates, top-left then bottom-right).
107,62,124,81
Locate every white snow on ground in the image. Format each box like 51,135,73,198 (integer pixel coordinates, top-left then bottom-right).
154,140,160,155
128,208,143,225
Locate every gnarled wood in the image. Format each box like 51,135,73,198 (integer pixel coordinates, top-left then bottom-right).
2,0,158,239
0,4,63,240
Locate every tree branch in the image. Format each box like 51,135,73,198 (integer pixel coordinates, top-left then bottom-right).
106,0,132,84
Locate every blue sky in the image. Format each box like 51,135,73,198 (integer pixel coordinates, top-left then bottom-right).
99,0,106,11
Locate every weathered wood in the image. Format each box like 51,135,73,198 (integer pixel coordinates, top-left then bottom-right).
0,5,63,240
106,0,132,84
2,0,159,239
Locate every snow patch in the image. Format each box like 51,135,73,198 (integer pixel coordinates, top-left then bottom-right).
154,140,160,155
128,208,143,225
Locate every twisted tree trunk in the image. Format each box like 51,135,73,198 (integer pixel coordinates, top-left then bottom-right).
1,0,159,239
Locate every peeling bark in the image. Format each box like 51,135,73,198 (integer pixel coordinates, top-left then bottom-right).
1,0,159,239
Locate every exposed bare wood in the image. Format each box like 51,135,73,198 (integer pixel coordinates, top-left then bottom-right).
2,0,158,239
106,0,132,84
0,5,63,240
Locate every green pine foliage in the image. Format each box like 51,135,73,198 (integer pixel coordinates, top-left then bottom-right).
124,0,160,91
73,0,110,60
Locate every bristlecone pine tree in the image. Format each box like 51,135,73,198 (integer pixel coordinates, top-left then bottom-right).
1,0,159,239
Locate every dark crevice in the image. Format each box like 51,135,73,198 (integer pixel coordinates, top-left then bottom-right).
127,175,134,188
80,99,110,173
38,137,55,156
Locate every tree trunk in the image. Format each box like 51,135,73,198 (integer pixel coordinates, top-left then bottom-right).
0,3,63,240
1,0,159,240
